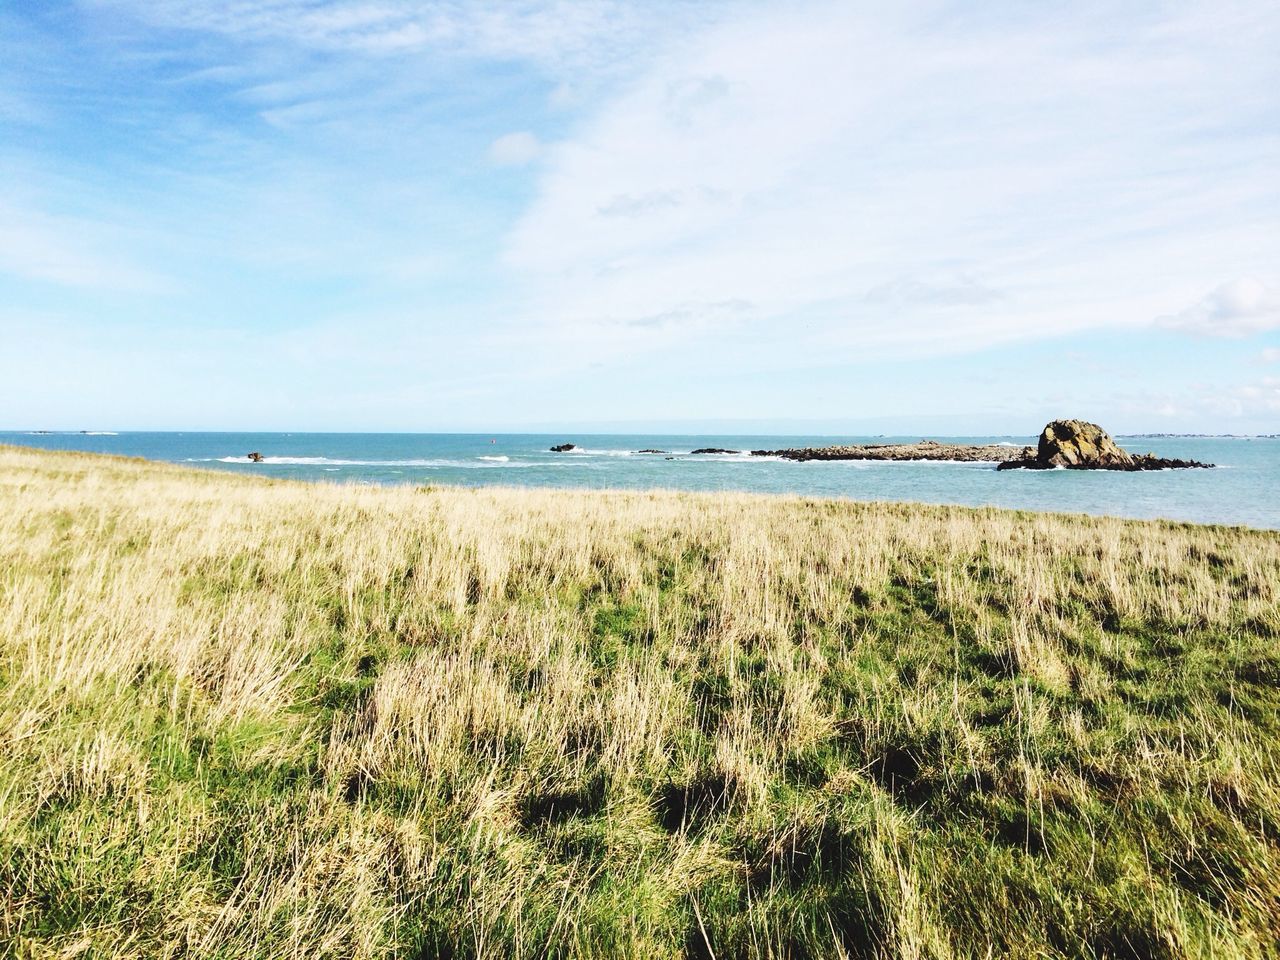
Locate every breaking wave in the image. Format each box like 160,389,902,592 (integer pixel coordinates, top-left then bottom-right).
198,455,540,469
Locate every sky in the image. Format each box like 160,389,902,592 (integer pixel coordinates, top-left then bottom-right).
1,0,1278,434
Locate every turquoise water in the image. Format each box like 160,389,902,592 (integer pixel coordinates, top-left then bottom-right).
3,431,1277,529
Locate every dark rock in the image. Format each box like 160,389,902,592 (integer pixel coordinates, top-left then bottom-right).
549,443,577,452
247,451,265,462
753,442,1031,463
690,448,740,455
997,420,1213,471
637,449,668,454
998,454,1213,472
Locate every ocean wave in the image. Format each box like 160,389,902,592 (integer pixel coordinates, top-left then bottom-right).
211,454,545,469
216,456,455,466
563,447,635,457
803,458,999,468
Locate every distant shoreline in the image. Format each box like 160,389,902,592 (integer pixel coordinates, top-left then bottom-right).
5,430,1280,440
1118,433,1280,439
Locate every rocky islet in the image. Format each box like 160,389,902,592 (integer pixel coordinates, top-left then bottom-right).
550,420,1213,471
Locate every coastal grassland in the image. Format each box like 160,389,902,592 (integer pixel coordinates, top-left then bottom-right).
1,445,1278,960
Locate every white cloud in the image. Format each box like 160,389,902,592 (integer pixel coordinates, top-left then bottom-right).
13,0,1279,431
488,131,542,167
500,1,1280,361
1200,376,1280,418
1238,377,1280,411
1260,347,1280,363
1159,279,1280,337
1086,377,1280,432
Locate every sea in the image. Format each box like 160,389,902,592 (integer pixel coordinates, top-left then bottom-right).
3,431,1278,530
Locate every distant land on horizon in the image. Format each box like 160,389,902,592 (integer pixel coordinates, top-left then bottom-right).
6,425,1280,440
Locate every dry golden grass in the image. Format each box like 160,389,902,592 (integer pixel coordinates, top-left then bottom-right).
1,444,1278,958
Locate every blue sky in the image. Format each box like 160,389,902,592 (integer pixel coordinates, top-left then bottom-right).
1,0,1278,433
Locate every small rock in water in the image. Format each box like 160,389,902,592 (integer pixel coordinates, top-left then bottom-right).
549,443,577,452
247,451,265,462
690,447,740,455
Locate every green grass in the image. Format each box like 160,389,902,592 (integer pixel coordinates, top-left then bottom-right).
0,445,1278,958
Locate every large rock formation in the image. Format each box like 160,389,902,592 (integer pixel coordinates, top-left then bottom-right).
1037,419,1134,468
749,421,1212,471
997,420,1212,471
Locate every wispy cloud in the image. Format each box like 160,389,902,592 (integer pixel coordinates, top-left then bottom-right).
85,0,732,73
502,1,1280,361
1159,279,1280,337
0,200,173,293
864,277,1003,308
488,131,543,167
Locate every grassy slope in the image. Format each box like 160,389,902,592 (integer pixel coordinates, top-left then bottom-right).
0,445,1278,959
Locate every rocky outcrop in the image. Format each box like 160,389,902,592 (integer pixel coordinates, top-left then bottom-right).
549,443,577,452
637,449,668,454
997,420,1212,471
752,441,1031,463
247,451,265,462
691,448,740,455
1038,419,1132,468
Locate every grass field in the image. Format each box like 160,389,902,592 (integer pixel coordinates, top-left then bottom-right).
1,444,1278,959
